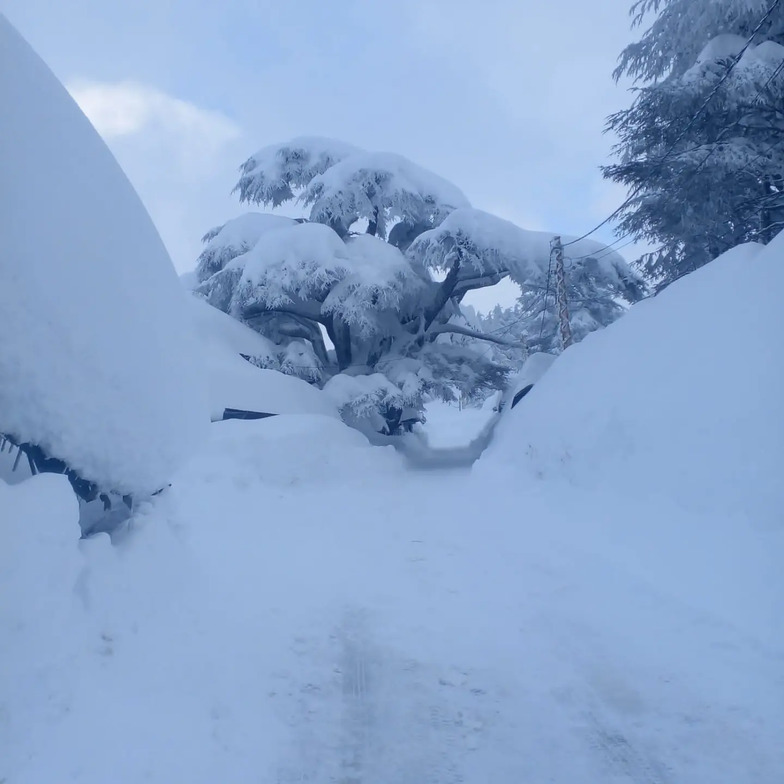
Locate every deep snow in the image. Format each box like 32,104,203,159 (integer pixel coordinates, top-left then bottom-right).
2,237,783,782
0,14,207,496
189,296,338,421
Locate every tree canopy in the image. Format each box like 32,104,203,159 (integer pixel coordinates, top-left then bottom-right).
194,138,639,431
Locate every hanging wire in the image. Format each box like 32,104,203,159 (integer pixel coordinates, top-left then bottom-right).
561,0,782,248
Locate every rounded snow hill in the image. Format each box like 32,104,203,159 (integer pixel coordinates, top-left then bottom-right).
0,15,208,497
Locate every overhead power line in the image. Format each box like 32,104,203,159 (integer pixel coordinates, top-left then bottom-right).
562,0,782,249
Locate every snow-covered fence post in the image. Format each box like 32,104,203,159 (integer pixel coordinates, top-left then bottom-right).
552,236,573,350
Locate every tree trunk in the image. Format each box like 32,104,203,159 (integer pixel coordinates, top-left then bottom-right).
328,315,353,371
366,207,379,237
423,253,461,331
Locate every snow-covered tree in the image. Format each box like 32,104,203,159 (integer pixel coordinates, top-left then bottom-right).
468,249,645,361
195,139,636,432
606,0,784,288
513,252,646,354
234,138,469,242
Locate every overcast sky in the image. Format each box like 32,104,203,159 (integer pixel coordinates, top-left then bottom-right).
1,0,642,310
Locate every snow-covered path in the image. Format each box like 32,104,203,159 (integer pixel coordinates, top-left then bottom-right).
5,415,781,783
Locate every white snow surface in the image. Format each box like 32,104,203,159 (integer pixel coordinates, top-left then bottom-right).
505,352,556,395
481,239,783,528
0,15,207,496
189,296,337,421
3,231,783,780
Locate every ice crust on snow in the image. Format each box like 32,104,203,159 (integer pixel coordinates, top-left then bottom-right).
0,15,208,496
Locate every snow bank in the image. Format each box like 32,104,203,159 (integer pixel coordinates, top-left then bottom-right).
189,297,338,420
0,16,208,496
0,475,87,769
188,415,404,488
481,238,783,522
500,352,556,409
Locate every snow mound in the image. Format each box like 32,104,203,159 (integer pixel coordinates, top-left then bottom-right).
0,15,208,496
500,352,557,409
481,238,784,522
187,415,403,488
190,297,338,421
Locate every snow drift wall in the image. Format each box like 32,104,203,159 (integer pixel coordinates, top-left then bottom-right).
480,237,784,523
0,15,208,496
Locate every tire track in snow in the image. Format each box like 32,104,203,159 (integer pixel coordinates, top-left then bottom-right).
276,608,491,783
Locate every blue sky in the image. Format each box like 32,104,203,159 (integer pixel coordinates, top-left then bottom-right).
1,0,641,310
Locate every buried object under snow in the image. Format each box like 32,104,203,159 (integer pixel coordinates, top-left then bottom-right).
0,14,209,500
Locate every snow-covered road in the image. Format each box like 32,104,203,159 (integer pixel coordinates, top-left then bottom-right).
5,414,780,783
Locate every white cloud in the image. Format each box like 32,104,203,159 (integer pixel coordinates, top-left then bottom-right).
65,80,245,272
68,79,241,163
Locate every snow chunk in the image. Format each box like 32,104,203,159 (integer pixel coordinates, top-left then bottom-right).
235,136,363,207
0,16,208,497
481,237,784,523
694,33,747,65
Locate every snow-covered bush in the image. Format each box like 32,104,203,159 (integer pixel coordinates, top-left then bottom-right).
0,15,208,500
192,138,637,433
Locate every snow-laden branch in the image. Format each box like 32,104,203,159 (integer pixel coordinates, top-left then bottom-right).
453,269,510,298
242,301,325,324
427,323,524,348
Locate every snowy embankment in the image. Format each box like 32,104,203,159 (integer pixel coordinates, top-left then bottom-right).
3,236,783,782
0,14,207,498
